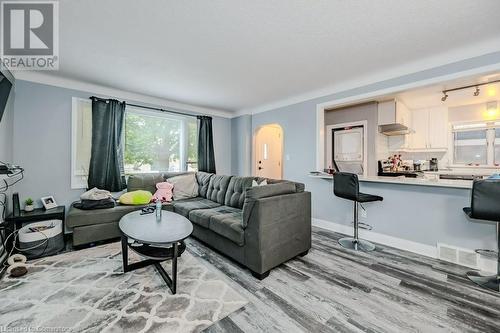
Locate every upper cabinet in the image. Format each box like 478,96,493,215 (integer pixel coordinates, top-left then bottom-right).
395,100,411,127
428,107,449,148
410,109,429,149
378,100,411,127
409,106,448,150
378,100,411,150
380,100,449,152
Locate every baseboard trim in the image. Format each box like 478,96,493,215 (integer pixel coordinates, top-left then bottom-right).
312,218,496,273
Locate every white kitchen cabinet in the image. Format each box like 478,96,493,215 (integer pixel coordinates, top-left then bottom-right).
380,99,412,151
410,109,429,149
396,100,411,127
378,100,411,127
428,107,448,149
408,106,448,150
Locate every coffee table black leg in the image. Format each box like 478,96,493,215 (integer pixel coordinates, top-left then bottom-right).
172,242,178,293
121,238,181,294
153,242,178,294
121,236,129,272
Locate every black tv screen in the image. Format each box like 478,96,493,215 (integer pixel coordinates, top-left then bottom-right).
0,72,13,123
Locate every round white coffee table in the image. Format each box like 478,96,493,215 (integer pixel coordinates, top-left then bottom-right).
119,210,193,294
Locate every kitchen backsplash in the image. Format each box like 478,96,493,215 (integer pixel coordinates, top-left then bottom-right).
398,151,448,169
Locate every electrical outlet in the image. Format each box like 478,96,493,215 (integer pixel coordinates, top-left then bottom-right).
360,209,367,218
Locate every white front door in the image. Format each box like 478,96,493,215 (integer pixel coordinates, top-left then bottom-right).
255,125,283,179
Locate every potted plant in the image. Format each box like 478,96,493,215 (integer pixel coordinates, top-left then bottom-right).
24,198,34,212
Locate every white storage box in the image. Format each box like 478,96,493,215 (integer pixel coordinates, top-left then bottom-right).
18,220,64,259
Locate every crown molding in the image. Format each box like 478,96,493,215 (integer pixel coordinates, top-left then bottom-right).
11,71,235,118
235,37,500,117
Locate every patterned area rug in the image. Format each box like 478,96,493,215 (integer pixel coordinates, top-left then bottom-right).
0,242,248,332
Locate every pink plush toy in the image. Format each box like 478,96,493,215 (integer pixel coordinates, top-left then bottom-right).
152,182,174,202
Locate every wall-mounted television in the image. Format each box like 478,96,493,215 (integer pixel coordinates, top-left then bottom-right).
0,72,13,123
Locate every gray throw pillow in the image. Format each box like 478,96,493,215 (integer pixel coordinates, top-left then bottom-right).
168,173,199,200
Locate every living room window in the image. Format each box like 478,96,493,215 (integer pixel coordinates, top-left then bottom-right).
124,107,198,174
452,122,500,167
71,98,198,189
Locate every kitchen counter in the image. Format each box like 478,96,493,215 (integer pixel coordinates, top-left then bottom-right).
306,172,496,268
309,174,472,189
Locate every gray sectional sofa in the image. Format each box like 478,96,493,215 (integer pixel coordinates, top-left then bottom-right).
67,172,311,278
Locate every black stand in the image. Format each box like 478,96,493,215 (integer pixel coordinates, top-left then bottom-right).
466,224,500,292
121,236,184,294
4,206,66,254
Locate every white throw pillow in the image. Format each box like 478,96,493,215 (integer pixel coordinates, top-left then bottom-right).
167,173,199,200
252,179,268,187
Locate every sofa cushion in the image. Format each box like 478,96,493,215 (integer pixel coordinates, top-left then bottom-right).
164,172,192,179
189,205,241,229
168,173,199,200
68,204,143,228
127,173,164,193
206,175,232,204
172,197,221,217
196,172,214,197
119,190,153,205
209,212,244,246
67,203,174,228
224,176,255,208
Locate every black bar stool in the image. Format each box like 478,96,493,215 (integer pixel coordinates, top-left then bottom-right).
333,172,383,251
463,178,500,292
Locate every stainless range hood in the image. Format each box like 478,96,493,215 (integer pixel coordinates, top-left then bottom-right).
378,99,411,136
379,123,410,136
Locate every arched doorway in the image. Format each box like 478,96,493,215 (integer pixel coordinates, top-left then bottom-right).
254,124,283,179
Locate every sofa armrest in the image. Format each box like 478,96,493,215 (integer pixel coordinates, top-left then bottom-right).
243,191,312,274
246,182,296,199
242,183,296,227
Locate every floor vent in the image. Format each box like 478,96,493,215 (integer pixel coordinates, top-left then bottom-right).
437,243,478,269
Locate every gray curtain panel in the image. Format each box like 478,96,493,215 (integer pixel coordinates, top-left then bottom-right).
88,97,127,191
0,73,12,122
197,116,216,173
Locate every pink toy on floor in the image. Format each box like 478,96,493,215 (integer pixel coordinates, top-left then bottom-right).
152,182,174,202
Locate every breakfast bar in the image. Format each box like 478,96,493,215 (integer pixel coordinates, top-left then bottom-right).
309,174,472,189
307,173,496,272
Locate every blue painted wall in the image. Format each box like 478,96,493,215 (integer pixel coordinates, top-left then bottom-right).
231,114,252,176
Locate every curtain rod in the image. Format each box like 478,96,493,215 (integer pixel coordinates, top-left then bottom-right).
89,96,206,119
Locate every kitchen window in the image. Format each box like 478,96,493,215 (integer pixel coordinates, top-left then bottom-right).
495,128,500,165
452,122,500,167
71,98,198,189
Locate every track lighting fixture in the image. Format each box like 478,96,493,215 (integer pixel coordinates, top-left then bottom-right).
473,86,480,96
440,79,500,102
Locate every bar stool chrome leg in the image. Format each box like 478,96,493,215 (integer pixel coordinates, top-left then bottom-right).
466,224,500,292
338,202,375,252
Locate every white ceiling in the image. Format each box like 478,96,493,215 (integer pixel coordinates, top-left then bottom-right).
24,0,500,113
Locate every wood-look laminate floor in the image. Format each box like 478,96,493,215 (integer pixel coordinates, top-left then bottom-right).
185,227,500,333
